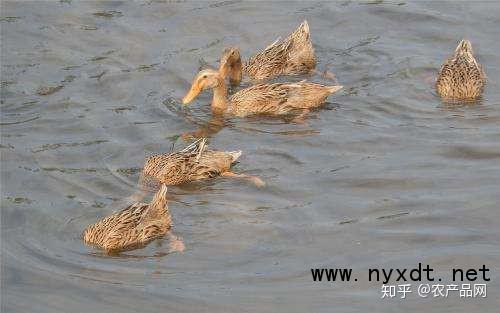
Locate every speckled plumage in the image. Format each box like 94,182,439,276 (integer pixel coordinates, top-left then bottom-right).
219,21,316,84
436,39,486,101
83,184,171,253
140,138,241,187
245,20,316,80
227,81,342,117
183,69,342,117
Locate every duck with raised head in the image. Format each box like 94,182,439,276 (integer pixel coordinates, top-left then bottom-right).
436,39,486,102
182,69,342,118
218,20,316,85
140,138,265,188
83,184,177,254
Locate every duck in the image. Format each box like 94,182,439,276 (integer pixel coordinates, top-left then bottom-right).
83,184,173,254
140,138,265,188
436,39,486,101
218,20,316,85
182,69,342,118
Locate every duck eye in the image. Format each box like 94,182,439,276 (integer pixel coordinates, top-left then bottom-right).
202,75,207,78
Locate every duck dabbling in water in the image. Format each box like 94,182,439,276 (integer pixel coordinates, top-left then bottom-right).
83,184,178,254
139,138,265,188
218,20,316,86
436,39,486,102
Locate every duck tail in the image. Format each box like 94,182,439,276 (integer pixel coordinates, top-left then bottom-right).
152,184,168,201
326,85,343,94
146,184,168,220
456,39,473,55
292,20,311,42
228,150,242,163
299,20,310,35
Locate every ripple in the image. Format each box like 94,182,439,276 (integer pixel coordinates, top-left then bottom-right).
2,1,500,312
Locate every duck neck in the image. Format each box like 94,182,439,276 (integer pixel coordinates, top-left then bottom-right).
212,78,228,114
229,60,243,86
219,57,243,86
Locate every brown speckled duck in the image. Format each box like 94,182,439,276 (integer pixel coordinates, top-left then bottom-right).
436,39,486,101
83,184,173,254
182,69,342,118
218,20,316,85
140,138,265,188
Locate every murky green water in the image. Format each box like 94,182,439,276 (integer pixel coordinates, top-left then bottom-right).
2,1,500,312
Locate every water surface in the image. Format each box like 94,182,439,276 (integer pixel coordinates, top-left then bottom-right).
2,1,500,312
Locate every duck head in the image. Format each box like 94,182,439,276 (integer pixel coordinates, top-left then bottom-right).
219,47,243,86
182,69,224,105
